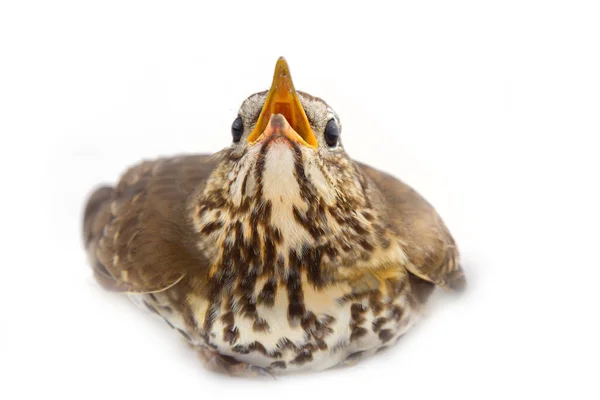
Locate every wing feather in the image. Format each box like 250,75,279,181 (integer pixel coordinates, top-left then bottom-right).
357,162,466,291
83,155,218,293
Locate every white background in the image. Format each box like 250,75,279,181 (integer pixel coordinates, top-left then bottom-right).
1,1,599,398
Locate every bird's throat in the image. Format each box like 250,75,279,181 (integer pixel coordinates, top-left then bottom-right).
260,141,304,207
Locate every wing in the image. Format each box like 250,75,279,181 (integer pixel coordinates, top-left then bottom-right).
357,162,466,291
83,154,219,293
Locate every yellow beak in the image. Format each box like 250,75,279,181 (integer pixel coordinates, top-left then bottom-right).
247,57,318,148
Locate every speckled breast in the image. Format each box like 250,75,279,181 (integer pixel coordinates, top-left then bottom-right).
131,136,435,372
134,268,426,373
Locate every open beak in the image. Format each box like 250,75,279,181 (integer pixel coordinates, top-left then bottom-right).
247,57,318,148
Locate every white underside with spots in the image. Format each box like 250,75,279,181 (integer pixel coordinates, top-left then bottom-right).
130,288,419,373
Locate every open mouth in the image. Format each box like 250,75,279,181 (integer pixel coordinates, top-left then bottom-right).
247,57,318,148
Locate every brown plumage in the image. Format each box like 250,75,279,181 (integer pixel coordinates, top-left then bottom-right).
83,57,465,376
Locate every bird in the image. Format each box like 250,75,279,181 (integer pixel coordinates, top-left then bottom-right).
82,57,466,376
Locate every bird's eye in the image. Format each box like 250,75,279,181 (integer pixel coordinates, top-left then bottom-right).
231,116,244,143
324,119,340,147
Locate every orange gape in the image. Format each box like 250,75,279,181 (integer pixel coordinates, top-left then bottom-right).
247,57,318,148
257,114,310,147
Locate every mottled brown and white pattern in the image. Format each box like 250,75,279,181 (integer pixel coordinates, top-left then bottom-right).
83,57,465,376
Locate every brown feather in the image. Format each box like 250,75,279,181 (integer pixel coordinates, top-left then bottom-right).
83,155,219,293
357,162,466,291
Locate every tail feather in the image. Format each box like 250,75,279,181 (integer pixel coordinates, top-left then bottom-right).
83,185,114,248
83,185,122,289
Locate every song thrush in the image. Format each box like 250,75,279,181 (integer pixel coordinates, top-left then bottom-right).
83,57,465,376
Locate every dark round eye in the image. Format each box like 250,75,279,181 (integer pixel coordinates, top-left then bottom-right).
324,119,340,147
231,116,244,143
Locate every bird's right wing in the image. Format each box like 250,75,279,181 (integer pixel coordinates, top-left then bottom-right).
83,155,218,294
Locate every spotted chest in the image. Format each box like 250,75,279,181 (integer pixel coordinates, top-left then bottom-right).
128,136,434,372
133,269,431,373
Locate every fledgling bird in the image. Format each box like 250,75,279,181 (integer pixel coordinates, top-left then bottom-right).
83,57,465,376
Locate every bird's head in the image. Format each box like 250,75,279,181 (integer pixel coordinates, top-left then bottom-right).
223,57,365,212
196,58,395,282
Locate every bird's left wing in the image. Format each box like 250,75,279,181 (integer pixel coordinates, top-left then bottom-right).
357,162,466,292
